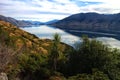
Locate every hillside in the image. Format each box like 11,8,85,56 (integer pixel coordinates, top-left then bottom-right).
0,15,43,27
0,20,120,80
0,20,71,54
51,12,120,31
0,20,47,54
0,20,73,80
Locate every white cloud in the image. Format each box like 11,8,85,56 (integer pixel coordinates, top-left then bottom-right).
0,0,120,21
78,0,120,13
0,0,81,21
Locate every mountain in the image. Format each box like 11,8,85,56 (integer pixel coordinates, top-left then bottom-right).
51,12,120,31
21,20,44,25
45,19,59,25
0,15,43,27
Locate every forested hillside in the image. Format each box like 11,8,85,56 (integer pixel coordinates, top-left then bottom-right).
0,21,120,80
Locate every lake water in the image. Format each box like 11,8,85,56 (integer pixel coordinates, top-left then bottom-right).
21,25,120,49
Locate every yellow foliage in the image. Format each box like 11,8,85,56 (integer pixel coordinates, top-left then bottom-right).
16,39,23,48
31,50,37,54
9,33,15,37
38,47,48,54
26,40,32,48
33,38,39,43
42,43,50,47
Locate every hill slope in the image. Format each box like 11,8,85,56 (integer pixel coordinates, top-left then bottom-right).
0,20,72,80
51,12,120,31
0,20,70,55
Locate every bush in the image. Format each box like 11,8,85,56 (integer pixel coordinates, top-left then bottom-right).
68,36,113,74
18,53,51,80
0,44,15,72
68,69,109,80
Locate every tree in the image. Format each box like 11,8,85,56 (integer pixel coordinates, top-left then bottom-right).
68,36,113,75
49,33,61,71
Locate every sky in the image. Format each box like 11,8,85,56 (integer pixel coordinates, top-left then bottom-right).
0,0,120,22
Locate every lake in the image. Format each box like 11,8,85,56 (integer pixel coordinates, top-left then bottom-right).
21,25,120,49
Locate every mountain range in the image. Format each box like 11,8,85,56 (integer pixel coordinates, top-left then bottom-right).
1,12,120,32
51,12,120,32
0,15,43,27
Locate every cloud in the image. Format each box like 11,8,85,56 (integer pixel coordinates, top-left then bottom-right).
72,0,103,7
0,0,120,22
0,0,80,22
77,0,120,13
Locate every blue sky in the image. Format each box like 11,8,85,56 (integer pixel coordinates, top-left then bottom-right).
0,0,120,22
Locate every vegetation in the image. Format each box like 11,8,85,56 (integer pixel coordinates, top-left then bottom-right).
48,33,61,71
0,21,120,80
0,44,14,72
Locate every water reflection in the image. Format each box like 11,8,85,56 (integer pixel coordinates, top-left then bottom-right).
21,25,120,49
21,25,80,46
96,37,120,49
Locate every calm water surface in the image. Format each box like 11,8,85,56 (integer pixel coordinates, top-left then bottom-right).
21,25,80,46
21,25,120,49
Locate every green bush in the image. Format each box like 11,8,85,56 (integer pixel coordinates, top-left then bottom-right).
18,53,51,80
68,36,113,74
68,69,109,80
